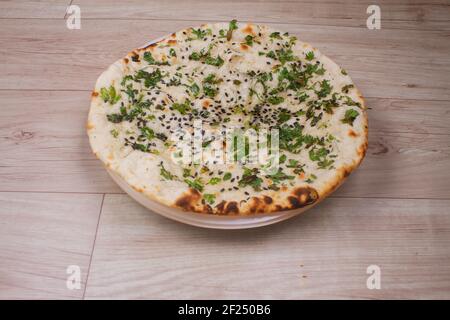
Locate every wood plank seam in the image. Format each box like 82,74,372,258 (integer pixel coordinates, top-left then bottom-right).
3,191,450,201
82,193,105,300
0,17,448,32
63,0,74,20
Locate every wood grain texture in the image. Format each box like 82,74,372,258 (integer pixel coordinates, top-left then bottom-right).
72,0,450,31
0,192,103,299
0,0,70,19
84,194,450,299
1,19,450,100
1,91,449,198
1,0,450,300
0,90,122,194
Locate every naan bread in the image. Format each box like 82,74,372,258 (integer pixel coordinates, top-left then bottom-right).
87,21,368,215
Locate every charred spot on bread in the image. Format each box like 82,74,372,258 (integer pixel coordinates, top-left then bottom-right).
224,201,239,215
348,129,359,137
289,187,319,209
215,200,227,214
263,195,273,204
130,52,140,62
175,188,201,211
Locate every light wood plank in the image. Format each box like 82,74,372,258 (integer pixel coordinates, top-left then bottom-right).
1,91,449,198
72,0,450,31
337,131,450,198
84,195,450,299
0,90,122,194
0,192,103,299
365,97,450,135
0,19,449,100
0,0,70,18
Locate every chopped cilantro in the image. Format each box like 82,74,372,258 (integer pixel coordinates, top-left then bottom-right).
189,83,200,97
205,55,224,67
184,178,204,192
183,168,192,178
188,52,202,61
266,51,277,59
172,100,191,115
203,193,216,205
110,129,119,138
190,28,208,40
143,52,169,66
305,51,315,61
277,48,295,64
100,85,121,105
269,32,282,39
238,167,263,191
309,147,334,169
267,169,295,184
134,69,164,88
159,163,176,180
106,113,123,123
223,172,232,181
202,74,221,98
208,177,221,185
140,127,155,140
277,109,291,123
341,109,359,126
268,95,284,105
244,35,254,46
278,123,319,154
227,19,238,41
343,96,361,108
315,80,332,98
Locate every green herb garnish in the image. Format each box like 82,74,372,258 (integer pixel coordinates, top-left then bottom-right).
238,167,263,191
315,80,332,98
244,35,254,46
159,162,176,181
227,19,238,41
223,172,232,181
268,95,285,105
100,85,121,105
341,109,359,126
305,51,315,61
203,193,216,205
269,32,282,39
172,100,191,115
208,177,221,185
143,52,169,66
184,178,204,192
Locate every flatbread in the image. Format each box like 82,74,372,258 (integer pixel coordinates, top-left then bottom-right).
87,21,368,215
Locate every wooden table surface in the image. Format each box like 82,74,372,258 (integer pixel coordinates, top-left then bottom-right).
1,0,450,300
